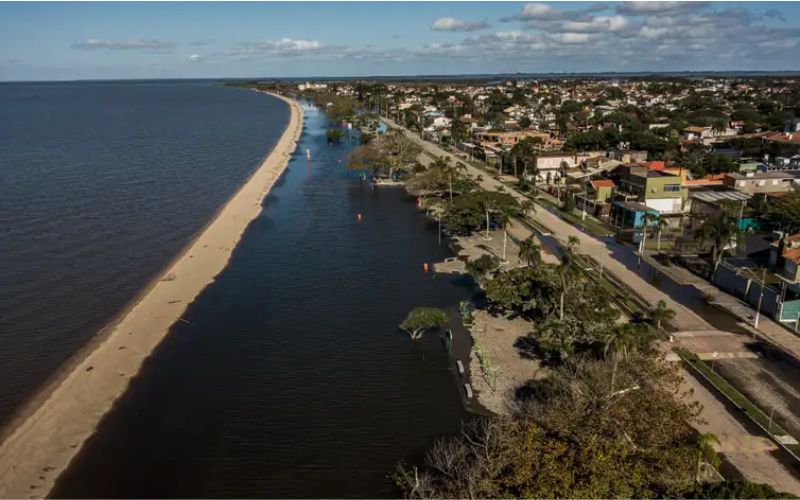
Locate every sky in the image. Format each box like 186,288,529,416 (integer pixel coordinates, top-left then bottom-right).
2,1,800,81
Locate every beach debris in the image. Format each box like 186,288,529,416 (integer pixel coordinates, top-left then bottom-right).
118,346,126,350
168,300,181,304
85,366,94,372
179,318,193,325
161,273,177,282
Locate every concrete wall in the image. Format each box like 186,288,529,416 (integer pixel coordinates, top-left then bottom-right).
713,263,780,315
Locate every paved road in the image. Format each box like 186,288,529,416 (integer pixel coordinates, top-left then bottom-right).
384,117,800,493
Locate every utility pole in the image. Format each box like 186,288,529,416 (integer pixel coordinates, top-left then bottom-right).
599,244,606,278
754,267,767,329
582,179,588,221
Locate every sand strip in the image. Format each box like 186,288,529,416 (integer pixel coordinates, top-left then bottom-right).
0,92,303,499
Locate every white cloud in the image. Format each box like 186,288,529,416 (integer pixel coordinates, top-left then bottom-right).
71,38,174,52
188,54,201,61
230,38,329,59
431,17,489,32
561,15,629,32
617,2,708,15
548,32,593,44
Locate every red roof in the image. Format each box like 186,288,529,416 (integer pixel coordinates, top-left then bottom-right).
591,179,615,188
646,161,666,171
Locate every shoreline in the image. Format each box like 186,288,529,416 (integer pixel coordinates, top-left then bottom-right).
0,92,303,499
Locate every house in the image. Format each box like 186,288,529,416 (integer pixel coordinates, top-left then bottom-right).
688,189,752,230
612,164,687,214
533,151,606,184
588,179,615,203
608,148,648,163
769,234,800,283
610,200,660,229
724,171,798,194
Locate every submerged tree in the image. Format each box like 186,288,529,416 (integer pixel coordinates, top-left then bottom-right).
400,307,448,340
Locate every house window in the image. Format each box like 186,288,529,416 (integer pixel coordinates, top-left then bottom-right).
757,180,766,186
737,181,745,187
664,184,681,192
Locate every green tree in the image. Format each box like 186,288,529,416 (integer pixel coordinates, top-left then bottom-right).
695,202,742,275
399,307,448,340
768,191,800,233
649,299,676,330
465,254,500,283
695,433,720,484
518,236,542,267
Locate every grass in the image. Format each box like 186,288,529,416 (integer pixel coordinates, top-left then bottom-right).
676,348,800,458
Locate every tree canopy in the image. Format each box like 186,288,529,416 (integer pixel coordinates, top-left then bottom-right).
399,307,448,340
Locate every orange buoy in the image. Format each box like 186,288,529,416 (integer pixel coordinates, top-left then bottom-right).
357,213,363,222
423,262,430,272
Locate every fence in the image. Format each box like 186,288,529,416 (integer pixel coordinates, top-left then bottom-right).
713,262,780,316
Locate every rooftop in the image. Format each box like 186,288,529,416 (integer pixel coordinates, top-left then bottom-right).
727,171,797,180
591,179,615,188
690,190,752,203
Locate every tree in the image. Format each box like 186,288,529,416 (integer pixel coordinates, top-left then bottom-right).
768,191,800,233
695,433,720,484
399,354,702,499
326,128,345,143
347,143,383,180
686,481,792,499
518,236,542,267
649,299,676,330
556,241,580,320
399,307,448,340
695,202,742,275
430,156,466,202
465,254,500,283
442,191,520,236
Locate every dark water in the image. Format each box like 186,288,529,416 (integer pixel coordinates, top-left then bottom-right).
51,105,471,498
0,82,290,425
0,83,288,424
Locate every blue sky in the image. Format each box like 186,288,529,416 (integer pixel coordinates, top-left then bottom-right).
2,1,800,81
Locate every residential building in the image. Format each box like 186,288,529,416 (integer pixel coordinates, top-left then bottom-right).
769,234,800,284
533,151,606,184
613,164,687,214
724,171,798,194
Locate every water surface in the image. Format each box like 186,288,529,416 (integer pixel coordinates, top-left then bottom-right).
52,105,471,498
0,82,289,424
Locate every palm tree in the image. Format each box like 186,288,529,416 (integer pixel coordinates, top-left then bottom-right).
639,211,655,257
434,157,466,202
648,299,676,330
518,236,542,267
695,433,721,484
695,205,742,277
656,217,669,251
551,236,582,320
566,235,580,254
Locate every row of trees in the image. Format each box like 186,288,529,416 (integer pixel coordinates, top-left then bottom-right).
346,129,421,181
396,228,785,497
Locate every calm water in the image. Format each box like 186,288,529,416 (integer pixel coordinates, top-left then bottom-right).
0,82,290,425
51,104,471,497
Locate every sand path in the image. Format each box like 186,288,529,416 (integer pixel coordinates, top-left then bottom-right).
0,92,302,499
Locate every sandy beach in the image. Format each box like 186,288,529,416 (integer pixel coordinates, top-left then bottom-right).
0,92,302,499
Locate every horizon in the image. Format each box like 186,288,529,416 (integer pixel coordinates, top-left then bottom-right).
3,1,800,82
